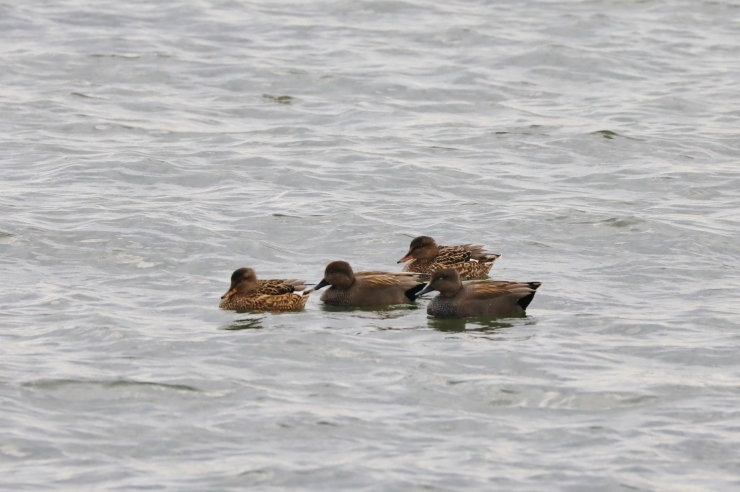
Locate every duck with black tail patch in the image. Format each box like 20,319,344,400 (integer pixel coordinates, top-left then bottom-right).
313,261,425,307
415,268,541,318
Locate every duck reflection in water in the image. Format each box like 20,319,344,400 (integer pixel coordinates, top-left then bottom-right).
222,316,266,331
319,303,420,318
428,316,517,333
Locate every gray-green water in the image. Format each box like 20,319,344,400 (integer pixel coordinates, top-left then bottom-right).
2,0,739,490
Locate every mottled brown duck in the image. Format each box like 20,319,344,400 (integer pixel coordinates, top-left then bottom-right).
397,236,501,280
313,261,425,307
413,268,541,318
219,267,310,311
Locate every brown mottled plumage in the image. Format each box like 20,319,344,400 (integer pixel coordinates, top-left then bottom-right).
397,236,501,280
414,268,541,318
219,267,310,312
313,261,425,307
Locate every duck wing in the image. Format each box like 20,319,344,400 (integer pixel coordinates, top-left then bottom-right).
439,244,501,264
437,245,473,265
356,271,423,289
466,280,540,300
255,279,307,295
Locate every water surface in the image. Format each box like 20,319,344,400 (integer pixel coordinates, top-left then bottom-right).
1,0,739,490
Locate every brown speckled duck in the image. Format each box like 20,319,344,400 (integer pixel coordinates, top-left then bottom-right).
219,267,310,311
413,268,541,318
397,236,501,280
313,261,425,307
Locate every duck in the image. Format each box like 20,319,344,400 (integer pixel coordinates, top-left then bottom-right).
397,236,502,280
412,268,541,318
313,260,425,307
219,267,310,311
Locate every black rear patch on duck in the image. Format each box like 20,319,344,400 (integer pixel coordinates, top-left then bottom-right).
404,283,426,302
517,282,542,310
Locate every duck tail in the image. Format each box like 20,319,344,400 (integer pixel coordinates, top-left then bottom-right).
404,283,426,302
484,253,502,264
517,282,542,310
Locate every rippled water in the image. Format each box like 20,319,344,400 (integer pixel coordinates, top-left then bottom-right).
2,0,739,489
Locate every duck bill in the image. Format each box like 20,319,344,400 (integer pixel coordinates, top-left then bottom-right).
415,283,436,297
221,287,237,300
397,253,413,264
313,279,330,291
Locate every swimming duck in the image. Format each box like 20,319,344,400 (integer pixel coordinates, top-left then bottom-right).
413,268,541,318
219,267,310,311
397,236,501,280
313,261,425,307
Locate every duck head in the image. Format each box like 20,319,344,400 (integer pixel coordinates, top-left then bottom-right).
314,260,356,291
221,267,259,299
397,236,440,263
415,268,463,298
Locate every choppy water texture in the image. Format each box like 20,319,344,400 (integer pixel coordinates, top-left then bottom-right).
2,0,740,490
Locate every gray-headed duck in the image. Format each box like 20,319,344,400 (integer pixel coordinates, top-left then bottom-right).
414,268,540,318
